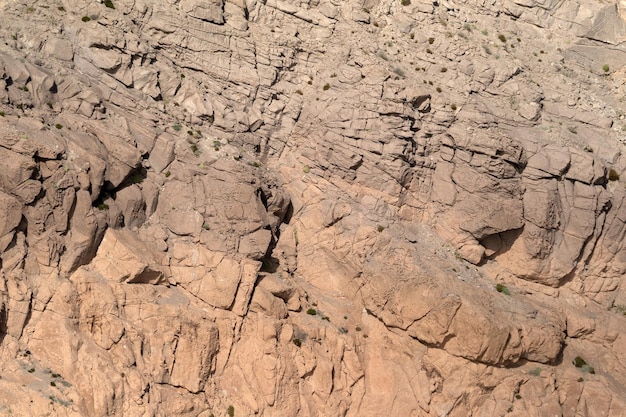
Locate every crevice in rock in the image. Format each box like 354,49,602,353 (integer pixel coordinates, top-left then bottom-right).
19,295,33,339
480,227,524,262
0,305,7,345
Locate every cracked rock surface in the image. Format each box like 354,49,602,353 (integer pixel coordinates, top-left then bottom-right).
0,0,625,415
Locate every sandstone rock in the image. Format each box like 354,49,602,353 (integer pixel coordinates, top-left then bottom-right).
0,0,625,415
90,228,165,284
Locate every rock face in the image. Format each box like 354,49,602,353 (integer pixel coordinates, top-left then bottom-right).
0,0,625,416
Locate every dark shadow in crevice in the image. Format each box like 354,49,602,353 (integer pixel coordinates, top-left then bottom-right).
0,306,7,345
479,227,524,265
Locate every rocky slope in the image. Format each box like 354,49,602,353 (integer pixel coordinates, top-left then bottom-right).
0,0,625,415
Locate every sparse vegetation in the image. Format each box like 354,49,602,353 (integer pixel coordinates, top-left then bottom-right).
602,64,610,73
567,126,577,134
292,338,302,347
436,87,442,93
104,0,115,9
451,104,457,110
58,6,66,11
355,326,362,332
303,165,310,173
428,37,435,44
190,143,199,155
377,225,384,232
0,112,5,117
55,123,63,129
528,367,542,376
306,308,317,315
612,304,626,315
481,29,488,35
97,203,109,210
515,394,522,400
401,0,411,5
584,145,593,153
82,16,91,22
172,123,182,131
608,168,620,182
227,405,235,417
164,171,171,178
440,67,448,73
295,89,303,95
202,222,210,230
498,34,506,42
572,356,596,374
496,283,510,295
323,83,330,91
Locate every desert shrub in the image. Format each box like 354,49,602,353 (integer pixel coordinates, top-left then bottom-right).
401,0,411,5
428,37,435,44
602,64,610,72
292,338,302,347
608,168,620,181
496,284,510,295
323,83,330,91
81,16,91,22
104,0,115,9
55,123,63,129
498,34,506,42
227,405,235,417
306,308,317,315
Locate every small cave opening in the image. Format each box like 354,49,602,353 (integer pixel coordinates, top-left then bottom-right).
479,227,524,263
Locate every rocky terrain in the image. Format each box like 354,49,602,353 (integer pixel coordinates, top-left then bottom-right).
0,0,626,415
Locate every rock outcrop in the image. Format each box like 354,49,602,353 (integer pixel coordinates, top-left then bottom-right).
0,0,625,415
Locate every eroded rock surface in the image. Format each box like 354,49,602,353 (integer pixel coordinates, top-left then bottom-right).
0,0,625,415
